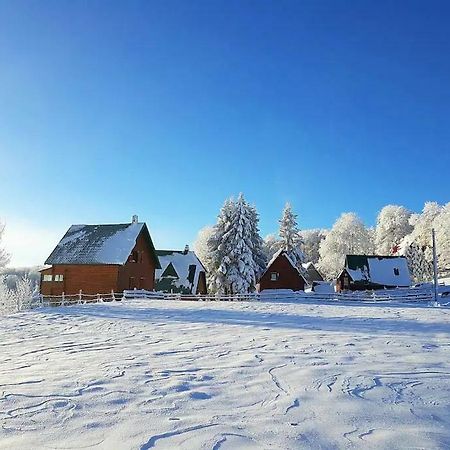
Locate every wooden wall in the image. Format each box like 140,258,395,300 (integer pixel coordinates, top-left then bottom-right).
259,254,305,292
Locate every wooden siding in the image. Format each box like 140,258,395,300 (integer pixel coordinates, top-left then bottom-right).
117,231,156,291
259,254,305,292
40,264,119,296
40,228,158,295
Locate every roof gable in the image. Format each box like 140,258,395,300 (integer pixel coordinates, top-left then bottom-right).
155,250,205,292
161,262,179,278
262,249,307,282
45,223,160,267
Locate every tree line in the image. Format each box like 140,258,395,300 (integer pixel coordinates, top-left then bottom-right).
195,198,450,292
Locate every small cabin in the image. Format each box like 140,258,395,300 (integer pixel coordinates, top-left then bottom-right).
301,262,324,284
258,249,307,292
336,255,411,292
155,247,207,294
40,218,160,296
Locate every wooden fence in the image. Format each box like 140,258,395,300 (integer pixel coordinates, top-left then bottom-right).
32,285,450,308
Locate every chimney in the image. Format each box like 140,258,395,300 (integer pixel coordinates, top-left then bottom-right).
132,215,138,224
184,244,189,254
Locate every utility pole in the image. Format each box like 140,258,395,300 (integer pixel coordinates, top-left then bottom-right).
432,228,439,306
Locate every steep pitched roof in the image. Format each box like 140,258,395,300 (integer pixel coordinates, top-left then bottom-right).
261,249,308,282
343,255,410,287
45,223,160,267
155,250,206,293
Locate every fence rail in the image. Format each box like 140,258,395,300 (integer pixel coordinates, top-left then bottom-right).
6,285,450,312
31,285,450,308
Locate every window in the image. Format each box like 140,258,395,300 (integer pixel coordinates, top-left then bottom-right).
393,268,400,276
43,274,52,282
128,250,139,263
270,272,279,281
54,274,64,282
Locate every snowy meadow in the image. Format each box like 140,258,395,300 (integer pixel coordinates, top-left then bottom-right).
1,298,450,449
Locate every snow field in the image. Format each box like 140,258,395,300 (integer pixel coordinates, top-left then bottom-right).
1,299,450,449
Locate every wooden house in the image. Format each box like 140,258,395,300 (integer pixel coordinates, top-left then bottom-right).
301,262,324,284
155,246,207,294
40,217,160,296
258,249,307,292
336,255,411,292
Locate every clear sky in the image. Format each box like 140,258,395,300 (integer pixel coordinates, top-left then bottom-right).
1,0,449,266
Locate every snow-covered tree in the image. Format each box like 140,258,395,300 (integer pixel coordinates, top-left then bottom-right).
278,203,304,267
263,234,281,261
207,198,236,293
0,275,37,314
207,194,266,294
400,202,444,279
431,202,450,273
246,202,267,279
193,226,214,270
300,229,327,264
224,194,266,293
318,212,373,280
375,205,412,255
0,222,10,269
403,243,433,283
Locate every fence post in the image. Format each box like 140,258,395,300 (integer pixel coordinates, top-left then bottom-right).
61,292,65,306
97,293,101,303
79,290,82,304
112,290,115,301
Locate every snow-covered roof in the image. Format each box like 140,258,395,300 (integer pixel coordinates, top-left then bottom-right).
45,223,157,265
155,250,206,293
344,255,410,287
301,262,313,270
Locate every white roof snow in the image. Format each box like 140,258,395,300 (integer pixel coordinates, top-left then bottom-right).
155,250,205,292
367,257,410,287
345,256,410,287
45,223,145,265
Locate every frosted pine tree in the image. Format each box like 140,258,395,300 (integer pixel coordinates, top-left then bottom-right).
207,198,236,293
375,205,413,255
247,202,267,279
263,234,281,261
225,194,263,293
318,212,373,280
278,203,304,269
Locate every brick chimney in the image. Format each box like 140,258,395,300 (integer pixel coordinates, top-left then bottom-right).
184,244,189,254
132,215,139,224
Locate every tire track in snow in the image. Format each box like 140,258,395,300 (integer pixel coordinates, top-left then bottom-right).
140,423,218,449
268,365,288,394
211,433,254,450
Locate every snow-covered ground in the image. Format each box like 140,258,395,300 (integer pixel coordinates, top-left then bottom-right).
1,298,450,449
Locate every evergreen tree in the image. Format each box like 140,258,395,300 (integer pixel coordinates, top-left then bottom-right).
278,203,304,268
225,194,265,293
207,198,236,293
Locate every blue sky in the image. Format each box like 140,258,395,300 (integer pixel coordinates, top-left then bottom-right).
1,0,449,266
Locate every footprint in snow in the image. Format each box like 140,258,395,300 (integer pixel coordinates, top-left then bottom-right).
189,391,211,400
